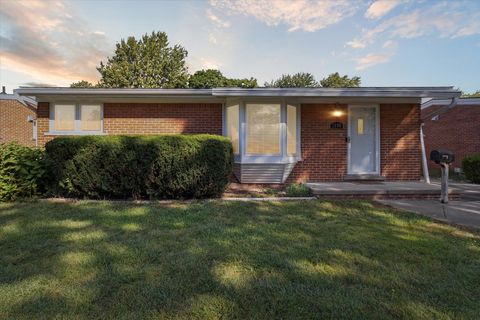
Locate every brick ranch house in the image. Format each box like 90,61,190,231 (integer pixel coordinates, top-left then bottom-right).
0,88,37,147
422,97,480,171
15,87,460,184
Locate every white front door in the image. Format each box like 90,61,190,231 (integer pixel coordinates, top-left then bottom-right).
348,106,379,174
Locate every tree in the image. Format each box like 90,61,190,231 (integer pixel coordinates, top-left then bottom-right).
461,90,480,98
320,72,361,88
264,72,318,88
188,69,257,88
70,80,95,88
97,31,189,88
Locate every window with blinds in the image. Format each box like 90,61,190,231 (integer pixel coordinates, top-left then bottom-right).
246,104,281,155
54,104,76,131
80,104,102,131
287,104,297,155
226,104,240,154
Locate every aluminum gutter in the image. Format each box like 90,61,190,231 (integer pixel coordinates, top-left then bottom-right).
14,86,461,100
421,97,480,109
14,88,213,96
212,87,461,99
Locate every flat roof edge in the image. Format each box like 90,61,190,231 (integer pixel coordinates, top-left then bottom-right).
14,86,461,100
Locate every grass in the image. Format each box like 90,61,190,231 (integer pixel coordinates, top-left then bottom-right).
1,200,479,319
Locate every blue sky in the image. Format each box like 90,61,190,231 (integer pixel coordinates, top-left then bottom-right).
1,0,479,93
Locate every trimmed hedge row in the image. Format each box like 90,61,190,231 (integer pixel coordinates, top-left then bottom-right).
44,135,233,199
0,142,45,201
462,154,480,184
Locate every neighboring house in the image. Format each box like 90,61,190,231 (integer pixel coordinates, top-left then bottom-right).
422,97,480,171
0,87,37,147
15,87,460,183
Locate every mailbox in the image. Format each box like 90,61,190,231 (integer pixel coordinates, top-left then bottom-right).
430,149,455,164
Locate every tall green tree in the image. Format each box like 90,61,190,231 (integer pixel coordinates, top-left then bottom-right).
264,72,318,88
70,80,95,88
188,69,257,88
320,72,361,88
97,31,189,88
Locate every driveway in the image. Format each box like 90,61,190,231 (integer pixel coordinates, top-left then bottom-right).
378,181,480,230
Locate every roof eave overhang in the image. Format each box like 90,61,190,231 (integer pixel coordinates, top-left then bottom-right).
212,88,462,99
14,87,461,102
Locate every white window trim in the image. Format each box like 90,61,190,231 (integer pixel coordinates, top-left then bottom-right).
48,102,104,135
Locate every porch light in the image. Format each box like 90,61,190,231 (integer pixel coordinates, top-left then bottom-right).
332,103,343,118
332,109,344,117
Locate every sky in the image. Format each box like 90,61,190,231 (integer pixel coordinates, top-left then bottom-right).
1,0,479,93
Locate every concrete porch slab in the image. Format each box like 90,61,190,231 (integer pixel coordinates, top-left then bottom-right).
306,181,459,199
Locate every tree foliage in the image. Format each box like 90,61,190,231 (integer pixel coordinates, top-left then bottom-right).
97,31,189,88
461,90,480,98
70,80,96,88
264,72,319,88
188,69,257,88
320,72,361,88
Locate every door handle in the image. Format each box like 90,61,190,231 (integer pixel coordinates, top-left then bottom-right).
345,136,351,143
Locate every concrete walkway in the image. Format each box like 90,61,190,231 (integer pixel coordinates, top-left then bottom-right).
307,181,457,197
378,182,480,230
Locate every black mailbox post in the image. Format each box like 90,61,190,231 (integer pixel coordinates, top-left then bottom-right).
430,149,455,203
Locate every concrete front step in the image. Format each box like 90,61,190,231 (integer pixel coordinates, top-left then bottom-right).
307,181,460,200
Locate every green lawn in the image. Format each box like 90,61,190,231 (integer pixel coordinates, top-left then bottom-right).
1,200,479,319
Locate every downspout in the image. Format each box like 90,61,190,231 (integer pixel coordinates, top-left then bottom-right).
420,97,458,184
420,123,430,184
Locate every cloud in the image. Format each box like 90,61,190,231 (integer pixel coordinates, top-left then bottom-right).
208,33,218,44
0,0,111,86
207,8,231,28
346,39,366,49
355,40,397,70
209,0,359,32
355,52,393,70
365,0,403,19
348,1,480,49
200,58,222,70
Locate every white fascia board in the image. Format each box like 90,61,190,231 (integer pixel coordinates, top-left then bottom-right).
422,97,480,109
213,87,461,99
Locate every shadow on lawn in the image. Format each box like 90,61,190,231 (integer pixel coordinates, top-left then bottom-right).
0,200,479,319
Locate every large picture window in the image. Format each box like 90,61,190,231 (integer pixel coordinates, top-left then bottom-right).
246,104,281,155
226,104,239,154
51,103,103,133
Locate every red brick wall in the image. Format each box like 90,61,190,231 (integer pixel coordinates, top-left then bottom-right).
422,104,480,169
380,104,421,180
36,102,51,146
36,102,223,146
0,99,36,147
288,104,348,182
289,103,421,182
103,103,222,135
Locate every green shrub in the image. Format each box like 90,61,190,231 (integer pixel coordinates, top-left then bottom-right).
0,142,45,201
44,135,233,199
285,183,313,197
462,154,480,184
